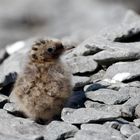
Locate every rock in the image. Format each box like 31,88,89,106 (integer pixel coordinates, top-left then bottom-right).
120,124,140,138
119,87,140,98
135,104,140,118
127,132,140,140
102,79,128,90
84,100,122,115
3,102,20,113
121,96,140,117
134,119,140,128
81,124,125,139
65,138,75,140
0,39,34,87
0,109,45,139
74,129,125,140
104,118,130,131
0,94,9,108
90,14,140,66
70,36,104,56
61,108,120,124
45,121,78,140
85,89,130,105
104,60,140,82
0,0,128,50
0,109,78,139
90,70,105,82
104,121,122,131
84,100,104,108
0,52,25,87
0,133,42,140
84,80,127,92
105,20,140,44
72,76,90,89
93,48,140,66
66,56,98,74
128,81,140,88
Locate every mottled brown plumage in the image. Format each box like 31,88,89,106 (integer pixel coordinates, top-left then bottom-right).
11,39,72,123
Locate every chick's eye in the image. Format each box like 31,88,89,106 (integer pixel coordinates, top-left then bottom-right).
32,47,38,51
47,47,54,53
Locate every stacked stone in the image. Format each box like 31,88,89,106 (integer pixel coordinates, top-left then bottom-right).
1,11,140,140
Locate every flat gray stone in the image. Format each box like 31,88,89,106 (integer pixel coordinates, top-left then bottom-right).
61,108,120,124
0,133,41,140
66,56,98,74
0,109,78,139
85,89,130,105
104,118,130,131
84,101,122,116
65,138,75,140
70,36,104,56
45,121,78,140
104,60,140,82
3,102,20,113
74,129,125,140
135,104,140,118
128,81,140,88
0,39,34,87
93,47,140,66
84,100,105,108
72,76,90,89
81,124,125,139
90,70,105,82
0,109,44,138
128,132,140,140
121,96,140,117
120,124,140,138
134,119,140,128
119,87,140,98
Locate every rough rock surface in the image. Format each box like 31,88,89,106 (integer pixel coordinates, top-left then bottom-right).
61,108,120,124
1,8,140,140
85,89,130,105
66,56,98,74
120,124,140,138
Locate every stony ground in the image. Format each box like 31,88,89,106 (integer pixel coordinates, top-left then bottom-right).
1,10,140,140
1,0,140,140
0,0,139,49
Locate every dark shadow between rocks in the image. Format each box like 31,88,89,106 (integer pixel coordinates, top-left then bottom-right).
8,110,27,119
73,65,103,77
0,72,17,96
0,52,9,65
114,31,140,43
123,75,140,83
0,99,8,108
85,83,109,92
0,83,14,96
123,116,136,123
65,91,86,109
